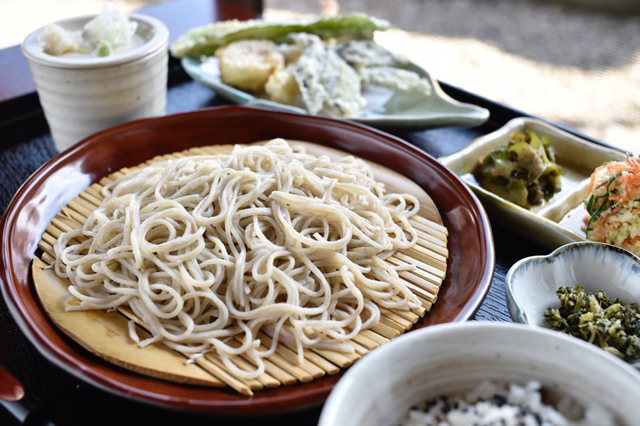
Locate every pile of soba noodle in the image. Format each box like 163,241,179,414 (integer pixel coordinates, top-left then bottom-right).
54,139,421,379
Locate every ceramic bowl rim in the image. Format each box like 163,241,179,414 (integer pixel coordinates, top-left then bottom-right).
505,241,640,324
21,13,169,69
319,321,640,426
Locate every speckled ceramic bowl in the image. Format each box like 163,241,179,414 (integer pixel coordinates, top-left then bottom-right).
505,241,640,327
318,322,640,426
21,13,169,152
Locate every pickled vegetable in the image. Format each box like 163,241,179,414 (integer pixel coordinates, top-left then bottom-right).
474,130,564,209
544,285,640,364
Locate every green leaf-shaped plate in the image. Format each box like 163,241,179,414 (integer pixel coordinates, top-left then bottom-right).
181,56,489,129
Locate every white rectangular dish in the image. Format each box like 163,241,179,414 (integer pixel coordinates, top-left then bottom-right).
439,117,629,250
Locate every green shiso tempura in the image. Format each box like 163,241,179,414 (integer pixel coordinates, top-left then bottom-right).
544,284,640,364
170,14,389,58
474,130,565,209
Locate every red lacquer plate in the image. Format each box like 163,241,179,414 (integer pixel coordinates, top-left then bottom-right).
0,106,494,415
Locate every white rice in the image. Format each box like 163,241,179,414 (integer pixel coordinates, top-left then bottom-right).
398,381,614,426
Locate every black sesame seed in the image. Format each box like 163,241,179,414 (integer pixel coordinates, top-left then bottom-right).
492,395,507,406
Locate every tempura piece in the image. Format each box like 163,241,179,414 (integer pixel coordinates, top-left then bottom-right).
215,39,284,92
358,66,431,94
265,67,300,105
289,33,365,116
337,40,431,94
584,156,640,256
170,14,390,58
336,40,410,68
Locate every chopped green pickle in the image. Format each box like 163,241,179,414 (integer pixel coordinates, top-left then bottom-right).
544,285,640,364
474,130,565,209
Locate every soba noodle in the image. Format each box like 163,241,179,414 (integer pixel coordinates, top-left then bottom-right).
53,139,421,379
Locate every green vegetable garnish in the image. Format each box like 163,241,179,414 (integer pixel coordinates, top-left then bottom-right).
170,14,390,58
474,130,565,209
584,171,623,233
94,40,113,58
544,285,640,364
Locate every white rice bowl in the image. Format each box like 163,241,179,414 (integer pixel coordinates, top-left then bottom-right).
399,380,612,426
318,322,640,426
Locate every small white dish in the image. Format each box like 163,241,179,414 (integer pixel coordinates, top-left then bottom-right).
439,117,629,250
505,241,640,326
318,322,640,426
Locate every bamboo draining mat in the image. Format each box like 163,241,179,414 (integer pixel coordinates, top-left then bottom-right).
32,142,449,396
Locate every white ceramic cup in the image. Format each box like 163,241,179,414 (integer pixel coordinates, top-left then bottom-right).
22,14,169,152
